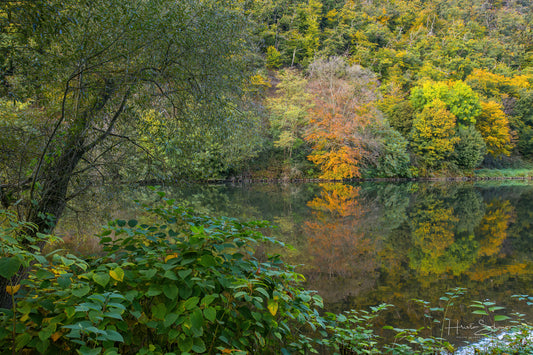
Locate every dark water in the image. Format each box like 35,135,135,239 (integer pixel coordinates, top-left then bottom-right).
57,181,533,347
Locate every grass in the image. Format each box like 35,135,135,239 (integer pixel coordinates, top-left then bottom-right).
474,168,533,178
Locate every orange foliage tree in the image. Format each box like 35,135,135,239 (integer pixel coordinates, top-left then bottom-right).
304,57,379,179
466,68,530,99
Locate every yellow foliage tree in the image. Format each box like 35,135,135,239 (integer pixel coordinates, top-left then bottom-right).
476,101,513,157
410,99,459,169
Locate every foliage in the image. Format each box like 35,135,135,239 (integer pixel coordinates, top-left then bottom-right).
378,86,415,137
250,0,533,174
410,80,482,126
136,107,263,181
304,57,379,179
0,0,263,308
476,101,513,158
466,69,531,100
0,199,330,354
510,89,533,157
362,120,412,178
453,125,487,169
266,69,312,161
409,99,459,170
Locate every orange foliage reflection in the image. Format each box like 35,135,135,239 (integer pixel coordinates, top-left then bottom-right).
304,184,375,278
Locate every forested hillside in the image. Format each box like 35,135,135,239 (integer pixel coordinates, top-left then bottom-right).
247,0,533,179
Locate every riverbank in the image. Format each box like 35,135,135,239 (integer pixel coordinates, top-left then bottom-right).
160,168,533,185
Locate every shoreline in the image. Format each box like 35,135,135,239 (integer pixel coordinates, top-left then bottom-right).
136,175,533,186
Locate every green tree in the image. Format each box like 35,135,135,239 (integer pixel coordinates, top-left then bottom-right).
452,125,487,169
266,69,312,161
0,0,255,308
411,80,482,126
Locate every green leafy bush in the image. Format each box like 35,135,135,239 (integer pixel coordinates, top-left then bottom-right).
0,198,326,354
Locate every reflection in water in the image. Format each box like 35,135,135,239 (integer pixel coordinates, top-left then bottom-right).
56,181,533,346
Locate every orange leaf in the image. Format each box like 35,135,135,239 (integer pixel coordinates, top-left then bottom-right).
51,331,62,342
6,284,20,295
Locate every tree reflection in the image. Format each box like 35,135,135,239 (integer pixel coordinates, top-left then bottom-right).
303,183,378,304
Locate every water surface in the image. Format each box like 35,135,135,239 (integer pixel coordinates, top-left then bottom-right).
57,181,533,347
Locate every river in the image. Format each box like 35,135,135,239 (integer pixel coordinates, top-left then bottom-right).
56,180,533,348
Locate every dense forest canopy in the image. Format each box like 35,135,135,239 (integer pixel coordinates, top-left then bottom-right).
247,0,533,179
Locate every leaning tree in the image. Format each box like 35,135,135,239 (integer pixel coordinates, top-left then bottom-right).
0,0,256,308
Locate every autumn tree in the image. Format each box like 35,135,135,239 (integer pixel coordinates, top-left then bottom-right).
0,0,255,308
409,99,460,169
305,57,379,179
411,80,482,126
466,69,531,100
476,101,513,157
305,183,374,278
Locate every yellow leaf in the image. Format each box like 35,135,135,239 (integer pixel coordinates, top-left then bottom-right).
6,284,20,295
267,298,278,316
109,267,124,282
165,253,178,263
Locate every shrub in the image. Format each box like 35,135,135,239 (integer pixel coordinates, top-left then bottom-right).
0,198,326,354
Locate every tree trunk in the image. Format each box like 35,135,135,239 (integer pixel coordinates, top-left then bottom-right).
0,143,86,309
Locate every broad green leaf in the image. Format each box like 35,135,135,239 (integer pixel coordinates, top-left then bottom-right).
65,306,76,318
164,313,179,327
163,284,179,300
201,294,218,307
0,257,21,279
151,303,167,320
192,338,206,353
199,255,217,267
178,337,193,352
35,269,54,280
140,269,158,280
183,296,199,310
58,274,72,288
204,307,216,322
15,333,31,351
72,285,91,297
190,309,204,335
104,330,124,342
163,270,178,280
494,315,511,322
178,269,192,279
146,285,162,297
38,323,56,342
93,272,110,287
